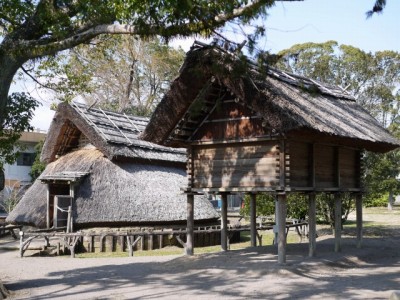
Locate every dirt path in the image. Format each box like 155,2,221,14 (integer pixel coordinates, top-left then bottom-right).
1,208,400,300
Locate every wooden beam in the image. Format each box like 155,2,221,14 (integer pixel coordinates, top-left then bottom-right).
356,193,363,248
308,193,316,257
189,135,281,146
250,193,257,247
276,193,287,264
203,116,264,123
221,193,228,251
186,194,194,255
334,193,342,252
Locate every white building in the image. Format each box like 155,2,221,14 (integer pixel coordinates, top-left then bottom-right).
3,130,46,188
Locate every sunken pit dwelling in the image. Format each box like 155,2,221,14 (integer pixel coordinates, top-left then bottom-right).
7,102,220,252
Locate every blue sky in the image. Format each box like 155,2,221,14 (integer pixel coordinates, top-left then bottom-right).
21,0,400,130
261,0,399,53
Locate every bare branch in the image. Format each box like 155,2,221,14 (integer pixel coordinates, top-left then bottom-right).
20,66,55,90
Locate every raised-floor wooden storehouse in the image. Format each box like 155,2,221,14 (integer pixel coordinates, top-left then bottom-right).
141,42,400,263
7,102,219,243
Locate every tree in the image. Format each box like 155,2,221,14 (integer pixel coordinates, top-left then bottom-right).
29,139,46,182
367,0,387,18
0,93,38,191
272,41,400,209
0,0,296,125
41,36,185,116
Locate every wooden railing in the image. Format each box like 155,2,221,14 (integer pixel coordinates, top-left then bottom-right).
18,220,308,258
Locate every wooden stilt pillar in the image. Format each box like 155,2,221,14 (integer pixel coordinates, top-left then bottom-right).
186,194,194,256
274,196,279,244
308,193,316,257
334,193,342,252
250,193,257,247
356,193,363,248
221,193,228,251
277,193,287,264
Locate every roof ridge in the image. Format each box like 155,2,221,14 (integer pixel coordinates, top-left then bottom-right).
191,40,356,101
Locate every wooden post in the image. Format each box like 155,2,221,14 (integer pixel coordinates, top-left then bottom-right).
126,236,142,257
19,231,24,258
308,193,316,257
356,193,363,248
69,183,75,232
276,193,287,264
274,197,278,245
186,194,194,255
158,235,163,249
66,206,72,233
46,184,50,229
148,234,154,250
334,193,342,252
53,196,58,229
250,193,257,247
221,193,228,251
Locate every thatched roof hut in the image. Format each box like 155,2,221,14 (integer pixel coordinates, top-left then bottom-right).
140,41,400,262
142,42,399,153
7,102,219,229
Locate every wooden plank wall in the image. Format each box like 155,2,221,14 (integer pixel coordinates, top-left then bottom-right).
289,140,361,190
190,141,279,190
188,139,361,191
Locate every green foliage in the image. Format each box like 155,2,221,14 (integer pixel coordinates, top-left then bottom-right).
363,150,400,206
29,140,46,182
241,192,353,227
316,193,354,226
0,0,281,127
366,0,386,18
0,93,39,170
241,193,309,221
240,193,275,217
274,41,400,208
364,192,389,207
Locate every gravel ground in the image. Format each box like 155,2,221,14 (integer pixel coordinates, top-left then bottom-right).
1,207,399,300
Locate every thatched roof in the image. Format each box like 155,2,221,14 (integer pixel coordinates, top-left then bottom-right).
7,149,219,228
141,42,399,153
42,102,186,164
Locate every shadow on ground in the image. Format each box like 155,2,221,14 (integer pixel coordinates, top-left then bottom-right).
4,229,400,300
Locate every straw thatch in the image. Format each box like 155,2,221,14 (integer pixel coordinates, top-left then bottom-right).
42,102,186,164
141,42,399,153
7,149,219,228
7,103,219,228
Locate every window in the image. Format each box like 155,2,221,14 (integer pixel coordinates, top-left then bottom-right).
16,153,36,166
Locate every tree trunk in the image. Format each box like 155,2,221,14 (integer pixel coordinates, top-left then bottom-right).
388,191,394,211
0,52,25,125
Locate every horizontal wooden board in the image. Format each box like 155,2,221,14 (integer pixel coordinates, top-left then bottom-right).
193,175,277,188
191,141,280,189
